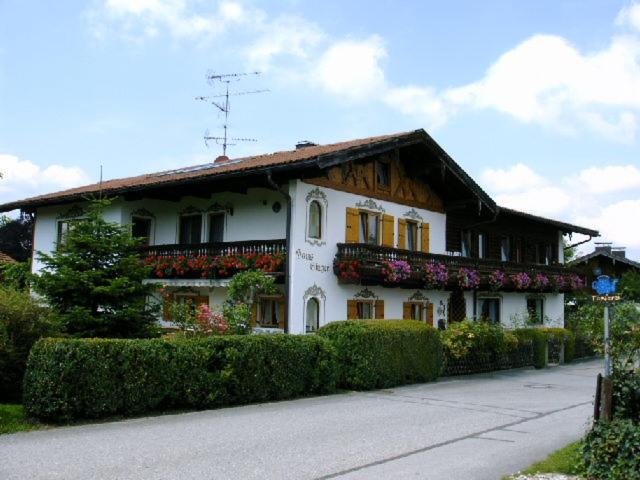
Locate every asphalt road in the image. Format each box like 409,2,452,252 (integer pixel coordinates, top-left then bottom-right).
1,359,600,480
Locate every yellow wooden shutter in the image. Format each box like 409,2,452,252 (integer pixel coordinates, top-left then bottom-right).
251,302,258,327
398,219,407,249
347,300,358,320
375,300,384,319
195,296,209,307
345,208,359,243
421,222,430,253
402,302,412,320
427,303,434,325
278,300,286,330
163,296,173,321
382,214,394,247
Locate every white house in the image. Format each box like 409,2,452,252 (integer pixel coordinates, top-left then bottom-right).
0,129,598,333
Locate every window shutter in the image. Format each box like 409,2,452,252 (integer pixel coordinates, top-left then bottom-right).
402,302,412,320
421,222,430,253
398,219,407,249
195,296,209,307
375,300,384,319
278,300,286,330
382,214,394,247
251,302,258,327
347,300,358,320
427,303,434,325
345,208,359,243
163,296,173,321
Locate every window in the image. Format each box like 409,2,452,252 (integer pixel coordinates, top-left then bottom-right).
308,201,322,239
132,216,152,246
179,214,202,244
376,161,390,189
257,297,285,328
404,302,428,322
514,238,523,263
461,230,472,257
359,211,380,245
348,299,383,319
500,237,511,262
356,301,374,319
406,221,419,251
56,220,73,248
208,212,225,243
536,244,553,265
527,297,544,324
478,298,501,324
478,233,487,259
305,298,320,333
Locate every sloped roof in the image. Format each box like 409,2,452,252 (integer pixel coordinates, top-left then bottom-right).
0,252,16,264
499,207,599,237
572,250,640,269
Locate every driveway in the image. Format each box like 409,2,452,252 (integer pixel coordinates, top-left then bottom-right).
1,359,600,480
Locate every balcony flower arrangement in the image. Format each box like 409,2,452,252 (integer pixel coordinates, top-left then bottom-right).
488,270,508,291
531,273,550,291
456,267,480,290
550,274,565,292
566,274,585,291
336,259,361,282
381,260,411,283
424,262,449,289
510,272,531,290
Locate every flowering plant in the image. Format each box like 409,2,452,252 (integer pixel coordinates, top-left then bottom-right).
456,267,480,290
195,304,228,335
532,273,550,291
511,272,531,290
551,274,565,292
566,274,585,290
336,260,361,282
488,270,508,291
381,260,411,283
424,262,449,289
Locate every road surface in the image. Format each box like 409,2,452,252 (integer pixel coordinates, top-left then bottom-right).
1,359,600,480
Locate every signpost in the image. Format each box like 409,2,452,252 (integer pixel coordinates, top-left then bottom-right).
591,275,620,421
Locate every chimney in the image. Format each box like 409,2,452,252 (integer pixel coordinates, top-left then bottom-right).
214,155,231,165
296,140,318,150
611,247,626,259
594,242,612,255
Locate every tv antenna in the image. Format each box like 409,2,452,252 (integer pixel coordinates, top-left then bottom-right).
196,71,268,157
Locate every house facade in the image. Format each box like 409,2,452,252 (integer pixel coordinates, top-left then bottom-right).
0,130,598,333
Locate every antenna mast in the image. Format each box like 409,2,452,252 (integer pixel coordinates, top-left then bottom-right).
196,71,268,157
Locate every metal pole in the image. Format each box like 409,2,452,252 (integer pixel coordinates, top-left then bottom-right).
604,304,612,378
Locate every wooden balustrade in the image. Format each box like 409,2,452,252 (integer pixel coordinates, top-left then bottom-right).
142,239,286,258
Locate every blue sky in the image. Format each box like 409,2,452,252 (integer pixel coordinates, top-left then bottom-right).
1,0,639,256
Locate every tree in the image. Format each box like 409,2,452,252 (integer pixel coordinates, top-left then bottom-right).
35,198,158,338
0,213,34,262
619,270,640,302
224,270,277,334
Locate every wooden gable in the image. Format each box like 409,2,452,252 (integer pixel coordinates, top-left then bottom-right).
306,151,444,213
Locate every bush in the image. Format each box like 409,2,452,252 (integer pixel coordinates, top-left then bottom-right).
24,335,337,421
513,328,549,369
583,419,640,480
612,370,640,421
317,320,442,390
0,287,59,401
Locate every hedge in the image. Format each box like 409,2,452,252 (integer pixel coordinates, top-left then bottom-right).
583,419,640,480
24,335,337,421
512,328,549,369
317,320,442,390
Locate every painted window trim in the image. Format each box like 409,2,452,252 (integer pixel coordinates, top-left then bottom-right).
305,189,327,246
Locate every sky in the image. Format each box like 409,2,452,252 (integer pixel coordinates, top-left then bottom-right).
1,0,639,257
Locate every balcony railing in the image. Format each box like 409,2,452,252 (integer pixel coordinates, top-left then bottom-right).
334,243,582,291
141,239,286,280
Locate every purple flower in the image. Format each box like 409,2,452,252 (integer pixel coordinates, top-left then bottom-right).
424,262,449,288
511,272,532,290
457,267,480,289
532,273,550,291
489,270,508,291
381,260,411,283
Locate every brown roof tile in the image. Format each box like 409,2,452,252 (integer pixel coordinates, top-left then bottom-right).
0,252,16,263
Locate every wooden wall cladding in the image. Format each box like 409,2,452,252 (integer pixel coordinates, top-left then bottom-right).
306,152,445,213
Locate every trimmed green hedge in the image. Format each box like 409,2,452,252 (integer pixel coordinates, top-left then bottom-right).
24,335,337,421
512,328,549,369
317,320,442,390
583,419,640,480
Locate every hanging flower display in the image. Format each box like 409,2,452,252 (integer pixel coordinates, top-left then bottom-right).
336,259,361,282
566,273,585,290
381,260,412,283
456,267,480,290
488,270,508,291
510,272,532,290
424,262,449,289
551,274,565,292
532,273,550,291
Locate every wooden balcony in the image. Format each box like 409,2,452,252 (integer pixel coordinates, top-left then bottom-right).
334,243,582,291
141,239,286,280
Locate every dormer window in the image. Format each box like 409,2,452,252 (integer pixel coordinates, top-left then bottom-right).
376,160,390,190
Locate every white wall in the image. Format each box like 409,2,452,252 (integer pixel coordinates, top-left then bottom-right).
463,291,565,328
287,180,449,334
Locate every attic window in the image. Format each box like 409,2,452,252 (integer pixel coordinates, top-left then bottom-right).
376,160,390,190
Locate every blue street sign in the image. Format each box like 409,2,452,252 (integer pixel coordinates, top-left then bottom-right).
592,275,619,296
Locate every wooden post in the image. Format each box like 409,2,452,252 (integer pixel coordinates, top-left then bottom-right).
594,373,602,422
602,377,614,422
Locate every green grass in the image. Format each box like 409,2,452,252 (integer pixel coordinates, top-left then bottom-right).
0,403,43,435
504,440,585,479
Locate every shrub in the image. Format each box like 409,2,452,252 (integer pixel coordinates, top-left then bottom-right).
513,328,548,369
612,369,640,421
24,335,337,421
583,419,640,480
0,287,59,401
318,320,442,390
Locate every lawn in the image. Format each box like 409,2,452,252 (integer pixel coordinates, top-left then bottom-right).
0,403,43,435
505,440,585,479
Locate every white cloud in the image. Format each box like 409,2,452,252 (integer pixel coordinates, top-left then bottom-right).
384,86,450,129
575,199,640,251
312,36,387,101
617,2,640,31
0,154,90,203
570,164,640,194
480,163,548,193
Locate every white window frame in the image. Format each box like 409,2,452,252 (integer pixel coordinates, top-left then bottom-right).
477,296,502,325
305,191,327,246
